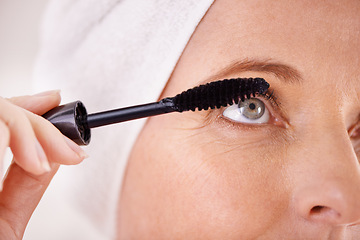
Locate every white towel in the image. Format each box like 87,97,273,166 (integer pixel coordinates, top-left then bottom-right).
27,0,214,239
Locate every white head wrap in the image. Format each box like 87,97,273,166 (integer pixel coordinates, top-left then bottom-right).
27,0,214,239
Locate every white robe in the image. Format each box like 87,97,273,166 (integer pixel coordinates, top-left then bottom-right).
26,0,215,239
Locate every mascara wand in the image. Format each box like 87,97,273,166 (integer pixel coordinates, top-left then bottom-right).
43,78,269,145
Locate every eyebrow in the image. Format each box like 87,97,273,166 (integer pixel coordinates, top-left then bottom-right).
206,59,303,84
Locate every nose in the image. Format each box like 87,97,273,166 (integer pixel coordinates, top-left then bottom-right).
292,125,360,226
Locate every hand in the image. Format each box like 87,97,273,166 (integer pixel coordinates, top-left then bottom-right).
0,91,88,239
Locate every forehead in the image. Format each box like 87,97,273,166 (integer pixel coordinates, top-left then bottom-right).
207,0,360,39
185,0,360,94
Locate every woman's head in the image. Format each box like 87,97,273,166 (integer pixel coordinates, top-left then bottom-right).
118,0,360,238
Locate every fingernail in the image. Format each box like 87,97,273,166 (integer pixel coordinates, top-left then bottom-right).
35,140,51,173
64,137,89,159
33,90,61,97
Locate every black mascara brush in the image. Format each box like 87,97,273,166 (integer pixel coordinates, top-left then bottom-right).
43,77,269,145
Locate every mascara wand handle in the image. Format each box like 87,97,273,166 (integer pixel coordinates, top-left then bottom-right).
87,98,176,128
42,98,176,146
42,101,91,145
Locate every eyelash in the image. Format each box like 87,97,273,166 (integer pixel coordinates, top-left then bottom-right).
215,88,284,129
257,89,279,109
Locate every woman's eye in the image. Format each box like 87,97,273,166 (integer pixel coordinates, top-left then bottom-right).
222,98,270,124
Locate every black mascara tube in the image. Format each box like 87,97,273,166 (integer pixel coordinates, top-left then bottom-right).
87,98,176,128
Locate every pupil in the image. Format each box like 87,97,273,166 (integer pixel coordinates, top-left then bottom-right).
249,103,256,110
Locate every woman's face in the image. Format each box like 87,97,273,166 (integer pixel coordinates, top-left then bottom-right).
118,0,360,238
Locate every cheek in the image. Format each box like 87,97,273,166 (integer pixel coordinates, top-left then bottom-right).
182,129,290,237
120,114,291,238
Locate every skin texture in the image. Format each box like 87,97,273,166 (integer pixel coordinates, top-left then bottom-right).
118,0,360,239
0,92,87,239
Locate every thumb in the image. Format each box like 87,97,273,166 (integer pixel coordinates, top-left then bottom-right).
0,161,59,239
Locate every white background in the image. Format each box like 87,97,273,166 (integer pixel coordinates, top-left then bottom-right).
0,0,48,97
0,1,49,238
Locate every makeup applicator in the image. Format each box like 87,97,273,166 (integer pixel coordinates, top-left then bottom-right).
43,77,269,145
